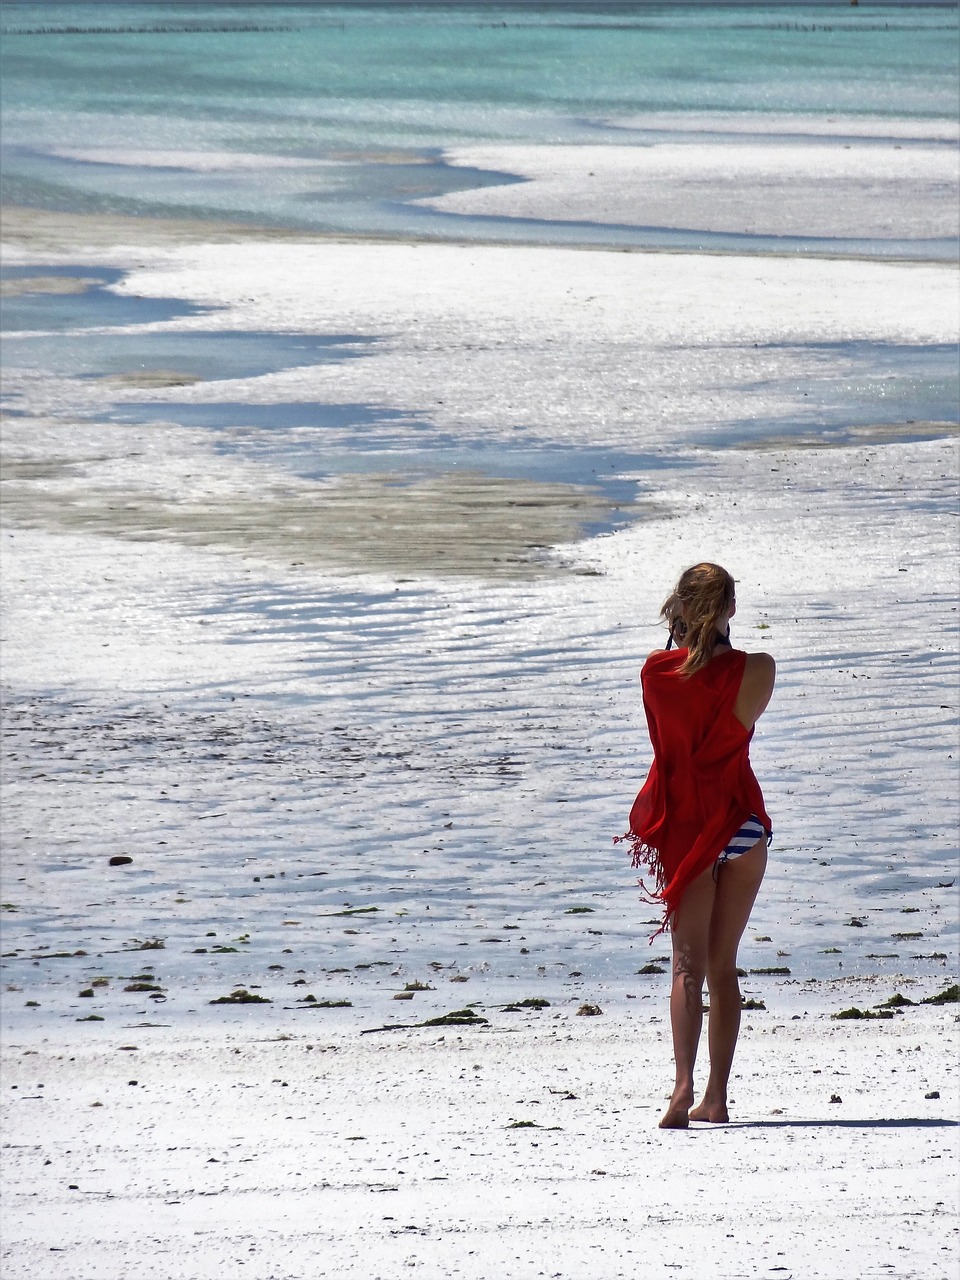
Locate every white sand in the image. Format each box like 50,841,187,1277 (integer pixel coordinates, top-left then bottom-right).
414,138,959,242
2,226,958,1276
3,1004,956,1280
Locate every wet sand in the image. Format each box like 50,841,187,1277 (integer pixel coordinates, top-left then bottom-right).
1,452,621,579
0,204,340,253
734,420,959,450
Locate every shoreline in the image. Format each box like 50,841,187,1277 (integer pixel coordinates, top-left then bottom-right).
3,203,956,267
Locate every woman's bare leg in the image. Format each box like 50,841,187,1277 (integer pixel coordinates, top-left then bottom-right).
659,865,716,1129
689,839,767,1123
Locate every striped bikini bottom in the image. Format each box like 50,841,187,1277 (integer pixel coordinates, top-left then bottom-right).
717,816,767,866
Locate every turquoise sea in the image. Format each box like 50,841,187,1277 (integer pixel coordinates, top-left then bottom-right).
2,2,958,250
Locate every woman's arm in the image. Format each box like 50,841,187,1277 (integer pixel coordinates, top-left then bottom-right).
733,652,776,731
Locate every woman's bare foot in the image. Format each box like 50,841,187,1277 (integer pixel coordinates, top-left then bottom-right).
689,1099,729,1123
659,1088,694,1128
658,1105,689,1129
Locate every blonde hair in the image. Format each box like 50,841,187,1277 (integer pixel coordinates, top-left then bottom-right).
660,562,736,676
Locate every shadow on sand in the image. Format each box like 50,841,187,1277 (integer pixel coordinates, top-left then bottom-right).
727,1117,957,1130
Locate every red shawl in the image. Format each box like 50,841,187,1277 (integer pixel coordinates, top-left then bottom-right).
620,646,770,933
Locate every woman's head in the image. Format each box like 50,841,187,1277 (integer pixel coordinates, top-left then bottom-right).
661,562,736,675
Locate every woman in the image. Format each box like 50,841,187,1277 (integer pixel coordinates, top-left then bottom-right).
623,563,775,1129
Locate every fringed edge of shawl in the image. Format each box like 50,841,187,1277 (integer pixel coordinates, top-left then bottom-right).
613,832,670,941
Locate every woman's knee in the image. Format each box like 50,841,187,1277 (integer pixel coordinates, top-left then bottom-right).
672,950,707,995
706,957,740,989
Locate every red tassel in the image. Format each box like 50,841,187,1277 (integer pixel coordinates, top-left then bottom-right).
614,832,670,940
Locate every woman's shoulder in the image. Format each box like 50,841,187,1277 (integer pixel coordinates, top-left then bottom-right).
738,650,776,698
640,648,682,688
741,650,776,678
643,646,681,671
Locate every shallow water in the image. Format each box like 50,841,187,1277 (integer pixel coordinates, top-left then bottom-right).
705,341,960,443
111,397,667,514
2,2,957,250
393,203,960,259
0,264,206,331
2,327,376,381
